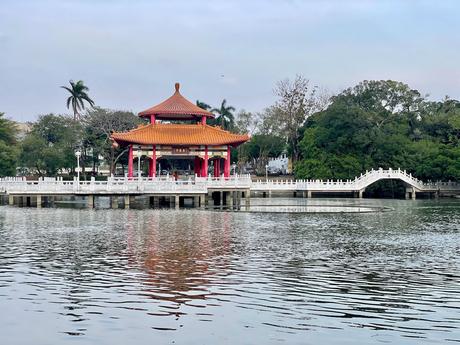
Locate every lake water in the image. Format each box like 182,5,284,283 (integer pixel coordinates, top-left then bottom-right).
1,198,459,345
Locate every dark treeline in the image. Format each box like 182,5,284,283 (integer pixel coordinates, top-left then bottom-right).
296,80,460,181
232,78,460,181
18,109,141,177
0,78,459,181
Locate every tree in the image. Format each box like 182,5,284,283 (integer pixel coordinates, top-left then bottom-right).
81,108,141,174
212,99,236,130
19,114,82,176
196,100,211,112
266,75,329,162
295,80,460,183
239,134,285,174
234,110,259,135
61,80,95,120
0,112,19,176
333,80,425,138
421,97,460,145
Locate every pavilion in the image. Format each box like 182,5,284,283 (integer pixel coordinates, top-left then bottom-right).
111,83,249,178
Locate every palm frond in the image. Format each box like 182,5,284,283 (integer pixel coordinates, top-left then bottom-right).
78,98,85,110
61,86,74,94
62,80,94,119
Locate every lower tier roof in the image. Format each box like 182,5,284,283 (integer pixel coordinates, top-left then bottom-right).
111,123,250,147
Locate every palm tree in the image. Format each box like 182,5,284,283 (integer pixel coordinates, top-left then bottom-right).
61,80,95,120
196,100,211,111
212,99,235,130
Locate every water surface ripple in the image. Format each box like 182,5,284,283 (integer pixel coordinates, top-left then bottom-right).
0,198,459,344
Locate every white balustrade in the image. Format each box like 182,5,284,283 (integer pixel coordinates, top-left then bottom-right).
0,170,459,195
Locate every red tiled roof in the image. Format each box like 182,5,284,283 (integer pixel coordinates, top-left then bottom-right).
111,123,250,147
139,83,214,120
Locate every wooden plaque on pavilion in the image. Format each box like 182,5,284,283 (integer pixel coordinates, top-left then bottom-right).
172,147,190,155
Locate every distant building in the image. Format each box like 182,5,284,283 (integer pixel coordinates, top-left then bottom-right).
267,153,291,175
14,122,32,140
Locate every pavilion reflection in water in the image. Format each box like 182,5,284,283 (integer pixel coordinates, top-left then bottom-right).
124,210,234,311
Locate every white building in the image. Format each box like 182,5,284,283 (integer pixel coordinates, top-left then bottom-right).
267,154,291,175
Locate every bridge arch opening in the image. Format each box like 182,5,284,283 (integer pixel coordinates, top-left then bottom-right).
364,179,411,199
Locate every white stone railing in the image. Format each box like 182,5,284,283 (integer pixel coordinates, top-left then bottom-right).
0,170,459,194
252,168,460,192
0,174,252,194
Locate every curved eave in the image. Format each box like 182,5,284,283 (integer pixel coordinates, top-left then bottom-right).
111,124,250,147
112,137,249,147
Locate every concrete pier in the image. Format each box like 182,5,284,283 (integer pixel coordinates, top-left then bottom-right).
111,196,118,209
87,195,95,208
245,190,250,207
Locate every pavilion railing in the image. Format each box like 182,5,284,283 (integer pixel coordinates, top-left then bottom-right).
0,174,253,194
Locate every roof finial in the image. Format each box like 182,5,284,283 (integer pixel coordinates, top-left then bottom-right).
175,82,180,92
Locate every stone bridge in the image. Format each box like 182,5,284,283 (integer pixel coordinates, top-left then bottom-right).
0,168,459,208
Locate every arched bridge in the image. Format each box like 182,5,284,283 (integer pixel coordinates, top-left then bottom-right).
0,168,459,204
251,168,460,198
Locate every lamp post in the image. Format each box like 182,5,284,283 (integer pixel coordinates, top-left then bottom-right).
97,154,104,175
75,150,81,190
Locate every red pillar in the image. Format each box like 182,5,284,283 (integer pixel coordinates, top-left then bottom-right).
150,114,156,124
203,146,208,178
213,159,218,177
200,158,205,177
214,158,221,177
201,116,206,125
152,145,156,177
128,144,133,178
224,146,231,178
194,156,201,176
148,159,153,177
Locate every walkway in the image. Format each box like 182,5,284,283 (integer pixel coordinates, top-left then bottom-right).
0,168,459,207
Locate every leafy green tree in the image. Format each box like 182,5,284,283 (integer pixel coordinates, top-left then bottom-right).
0,112,19,176
295,80,460,182
239,134,285,174
421,98,460,145
61,80,95,120
19,114,82,176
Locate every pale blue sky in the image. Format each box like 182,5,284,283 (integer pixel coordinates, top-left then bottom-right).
1,0,459,121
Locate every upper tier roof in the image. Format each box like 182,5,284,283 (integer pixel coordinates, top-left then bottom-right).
111,123,250,147
138,83,214,120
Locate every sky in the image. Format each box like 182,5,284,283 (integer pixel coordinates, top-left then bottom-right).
1,0,459,122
